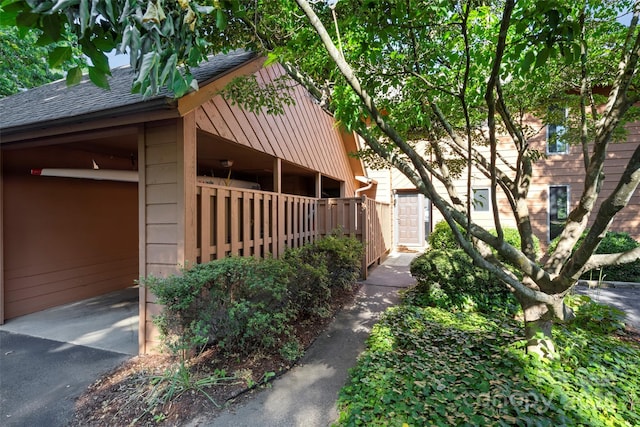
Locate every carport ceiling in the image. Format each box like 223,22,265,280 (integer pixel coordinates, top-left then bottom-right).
197,132,315,177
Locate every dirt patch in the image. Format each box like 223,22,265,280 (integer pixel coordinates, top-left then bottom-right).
68,285,361,426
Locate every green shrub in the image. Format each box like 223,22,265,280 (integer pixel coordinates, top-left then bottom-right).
143,234,364,357
549,230,640,282
408,248,518,314
428,220,464,250
144,256,296,356
490,227,541,261
313,233,364,290
283,247,332,318
429,221,539,261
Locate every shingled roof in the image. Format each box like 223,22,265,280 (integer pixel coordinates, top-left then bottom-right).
0,49,256,136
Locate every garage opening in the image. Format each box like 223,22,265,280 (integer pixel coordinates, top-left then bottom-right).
1,137,139,354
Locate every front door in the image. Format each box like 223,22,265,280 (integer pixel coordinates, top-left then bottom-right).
396,192,423,246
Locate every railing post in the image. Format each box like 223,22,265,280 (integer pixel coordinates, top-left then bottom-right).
360,196,369,279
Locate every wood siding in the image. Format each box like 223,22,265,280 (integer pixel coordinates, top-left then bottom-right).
378,119,639,252
2,145,138,321
195,64,358,195
139,116,197,353
528,120,640,247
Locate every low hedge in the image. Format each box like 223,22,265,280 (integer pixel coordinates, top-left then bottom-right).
143,234,363,360
408,248,518,315
429,220,540,261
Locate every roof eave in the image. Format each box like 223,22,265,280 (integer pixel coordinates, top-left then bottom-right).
0,97,179,144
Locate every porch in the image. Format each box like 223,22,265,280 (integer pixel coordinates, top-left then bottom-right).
195,182,392,276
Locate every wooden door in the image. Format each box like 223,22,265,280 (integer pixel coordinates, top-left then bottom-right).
396,193,422,246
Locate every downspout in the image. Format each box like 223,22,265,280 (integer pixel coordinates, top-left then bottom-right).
355,175,376,197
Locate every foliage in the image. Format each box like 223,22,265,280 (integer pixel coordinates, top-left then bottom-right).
409,248,519,315
0,26,82,97
313,232,364,291
429,220,540,261
336,302,640,426
565,294,626,334
283,247,332,319
134,364,238,423
490,227,541,263
144,256,297,358
1,0,223,96
549,230,640,282
143,234,363,359
427,220,464,251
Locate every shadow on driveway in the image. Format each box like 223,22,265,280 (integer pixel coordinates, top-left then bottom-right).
0,331,129,426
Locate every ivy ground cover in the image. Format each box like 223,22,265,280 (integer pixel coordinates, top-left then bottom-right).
335,304,640,426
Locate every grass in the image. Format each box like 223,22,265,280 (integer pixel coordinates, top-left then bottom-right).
335,296,640,426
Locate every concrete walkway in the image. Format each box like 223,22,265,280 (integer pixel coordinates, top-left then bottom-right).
198,252,417,427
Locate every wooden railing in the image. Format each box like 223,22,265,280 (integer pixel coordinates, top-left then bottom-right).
318,197,392,277
196,184,391,276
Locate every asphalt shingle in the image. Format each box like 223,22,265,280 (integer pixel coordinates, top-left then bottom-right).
0,49,256,133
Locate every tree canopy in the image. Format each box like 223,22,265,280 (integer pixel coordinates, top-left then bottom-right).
3,0,639,355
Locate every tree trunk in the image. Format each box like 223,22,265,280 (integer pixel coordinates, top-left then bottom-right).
519,297,557,358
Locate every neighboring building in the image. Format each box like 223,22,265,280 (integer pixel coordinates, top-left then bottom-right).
368,114,640,252
0,50,390,353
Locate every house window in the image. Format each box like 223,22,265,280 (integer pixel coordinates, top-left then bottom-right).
472,188,490,212
547,107,568,154
549,185,569,241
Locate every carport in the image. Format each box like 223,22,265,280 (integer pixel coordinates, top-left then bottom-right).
0,286,138,355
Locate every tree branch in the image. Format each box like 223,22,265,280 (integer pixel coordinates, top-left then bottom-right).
583,248,640,273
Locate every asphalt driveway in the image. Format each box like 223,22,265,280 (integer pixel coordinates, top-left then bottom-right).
0,331,129,426
574,285,640,329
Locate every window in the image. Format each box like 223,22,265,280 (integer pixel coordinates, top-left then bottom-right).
547,107,568,154
549,185,569,241
472,188,490,212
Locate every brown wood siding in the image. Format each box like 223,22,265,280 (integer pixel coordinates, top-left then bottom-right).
2,145,138,321
139,116,197,352
528,119,640,248
195,64,357,196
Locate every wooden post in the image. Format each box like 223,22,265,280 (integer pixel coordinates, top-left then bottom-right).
315,172,322,198
274,159,286,256
137,125,147,353
138,114,197,354
177,111,198,267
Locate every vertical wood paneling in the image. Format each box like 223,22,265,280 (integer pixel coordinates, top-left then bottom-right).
195,63,362,190
263,66,312,169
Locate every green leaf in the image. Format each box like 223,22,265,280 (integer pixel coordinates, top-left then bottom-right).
66,66,83,86
50,0,79,13
216,8,227,31
88,65,110,90
159,53,178,85
134,50,160,89
41,13,63,42
534,48,550,69
104,0,115,22
264,52,279,67
15,11,39,28
48,46,72,68
522,50,535,73
79,0,89,35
